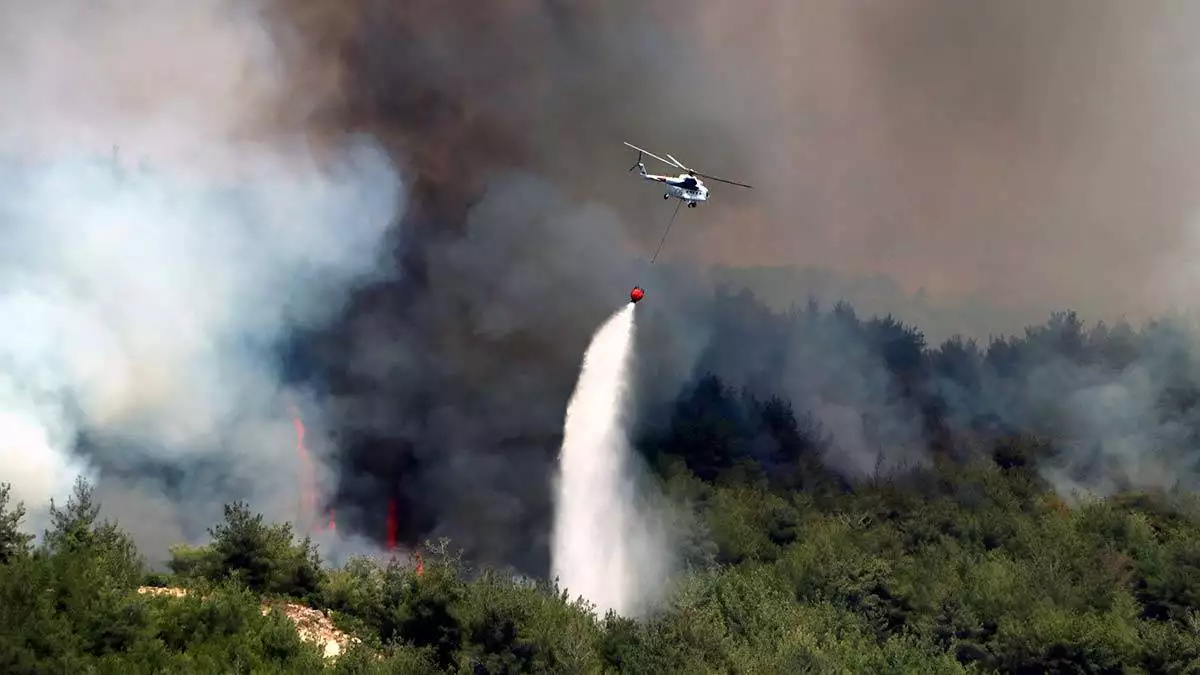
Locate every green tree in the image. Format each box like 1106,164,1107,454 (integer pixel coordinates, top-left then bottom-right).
0,482,34,564
174,500,326,600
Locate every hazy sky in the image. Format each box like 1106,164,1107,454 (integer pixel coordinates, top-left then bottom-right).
667,1,1200,324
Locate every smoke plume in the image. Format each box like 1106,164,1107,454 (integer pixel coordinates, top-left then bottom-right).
0,0,402,555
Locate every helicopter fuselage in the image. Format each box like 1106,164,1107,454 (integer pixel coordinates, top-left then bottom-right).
634,163,708,207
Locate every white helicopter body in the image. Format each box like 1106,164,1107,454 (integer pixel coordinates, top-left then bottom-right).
631,162,710,206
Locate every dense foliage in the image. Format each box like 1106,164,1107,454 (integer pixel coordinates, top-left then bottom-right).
5,296,1200,673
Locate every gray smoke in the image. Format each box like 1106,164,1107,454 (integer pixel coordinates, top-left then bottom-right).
931,314,1200,501
0,0,402,559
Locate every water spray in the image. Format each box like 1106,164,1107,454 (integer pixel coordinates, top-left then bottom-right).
551,301,663,617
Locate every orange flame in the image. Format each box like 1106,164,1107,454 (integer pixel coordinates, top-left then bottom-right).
290,406,317,529
386,498,397,550
290,404,335,534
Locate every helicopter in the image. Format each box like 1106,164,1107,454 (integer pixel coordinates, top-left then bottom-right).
623,141,753,208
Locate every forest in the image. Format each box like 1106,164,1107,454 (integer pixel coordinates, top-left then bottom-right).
3,289,1200,674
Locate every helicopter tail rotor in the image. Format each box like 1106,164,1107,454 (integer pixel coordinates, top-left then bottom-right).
628,150,643,172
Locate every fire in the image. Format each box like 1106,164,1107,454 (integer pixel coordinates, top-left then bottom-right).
290,404,334,533
290,406,317,527
289,403,405,555
386,498,397,550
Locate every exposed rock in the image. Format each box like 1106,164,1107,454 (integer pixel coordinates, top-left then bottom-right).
136,586,359,659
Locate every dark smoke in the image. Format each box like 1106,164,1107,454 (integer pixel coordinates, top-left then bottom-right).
256,1,1200,574
265,0,736,571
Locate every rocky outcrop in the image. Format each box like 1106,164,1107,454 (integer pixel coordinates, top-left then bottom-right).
136,586,359,659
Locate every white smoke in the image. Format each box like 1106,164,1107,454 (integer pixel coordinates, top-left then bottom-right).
551,303,670,618
0,1,404,548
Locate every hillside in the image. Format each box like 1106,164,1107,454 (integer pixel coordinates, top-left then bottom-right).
4,456,1200,672
4,297,1200,673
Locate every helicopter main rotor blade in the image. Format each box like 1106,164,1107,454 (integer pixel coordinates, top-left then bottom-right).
623,141,678,170
624,141,754,188
694,171,754,189
665,153,690,172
